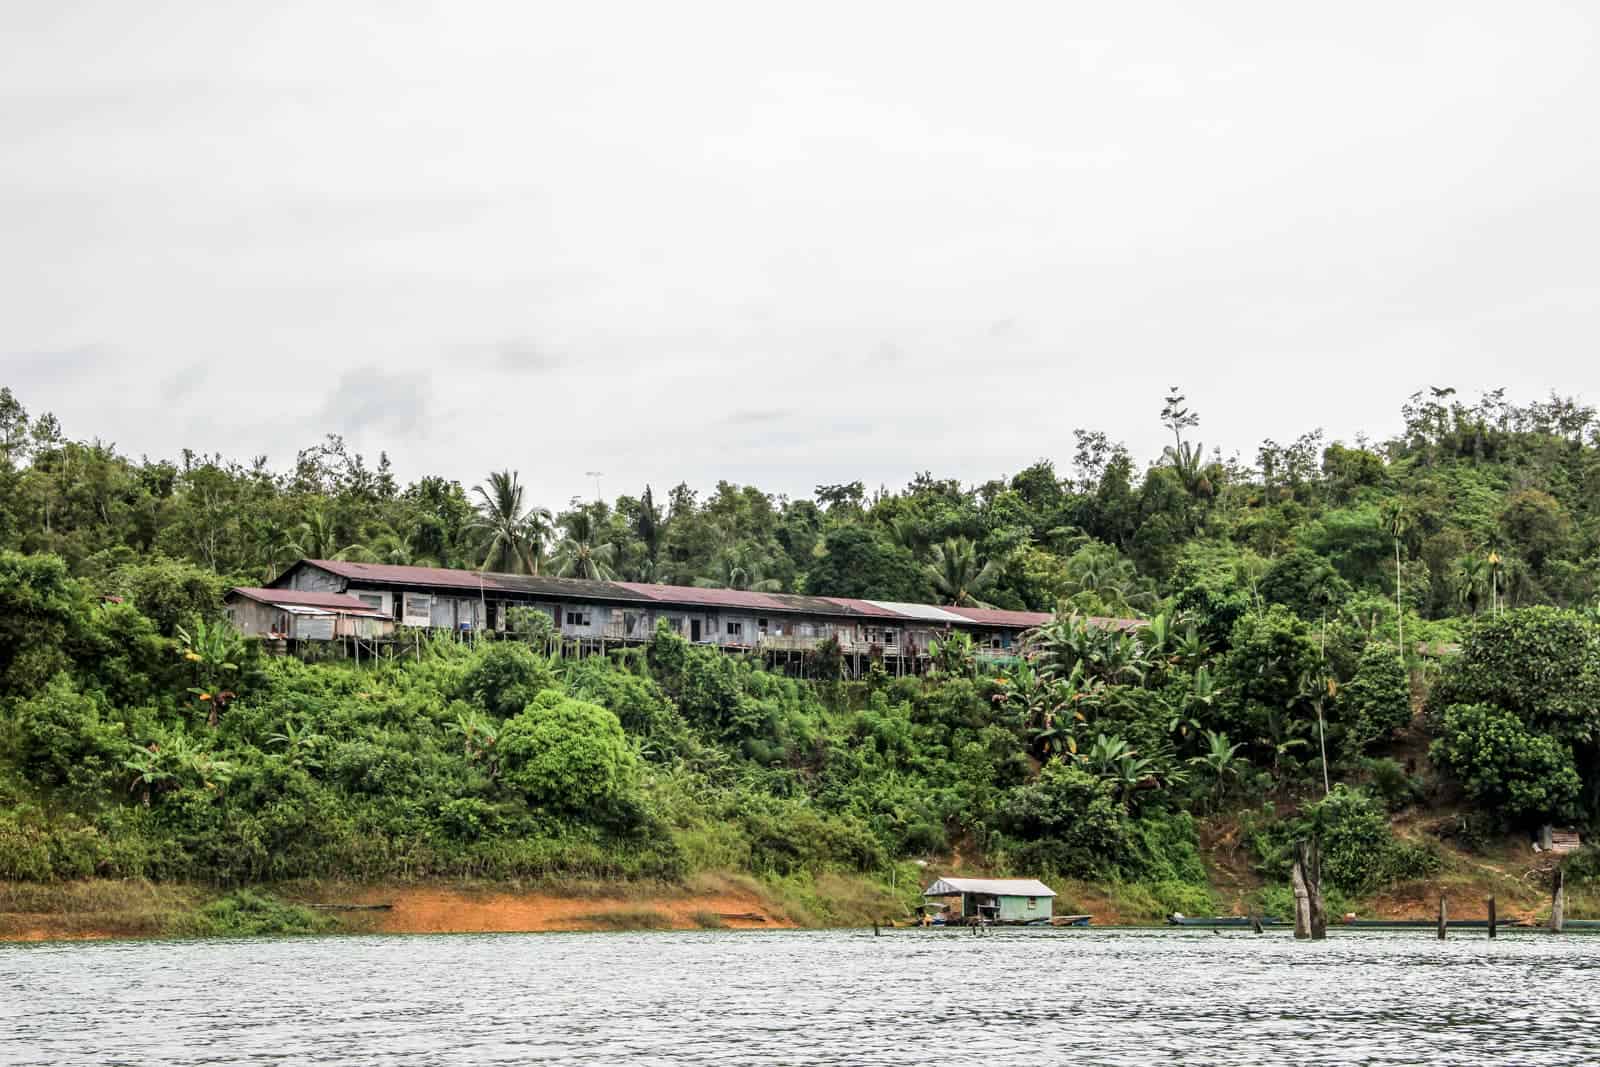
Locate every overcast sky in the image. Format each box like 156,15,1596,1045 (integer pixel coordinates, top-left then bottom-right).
2,1,1596,505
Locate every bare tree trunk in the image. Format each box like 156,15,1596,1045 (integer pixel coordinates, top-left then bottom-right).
1292,840,1326,940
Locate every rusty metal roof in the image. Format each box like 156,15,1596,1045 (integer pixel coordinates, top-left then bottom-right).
944,605,1056,628
270,560,1081,630
613,583,793,611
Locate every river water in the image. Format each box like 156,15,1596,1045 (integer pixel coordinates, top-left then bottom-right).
4,928,1598,1065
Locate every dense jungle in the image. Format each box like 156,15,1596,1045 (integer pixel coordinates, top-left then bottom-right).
3,383,1599,934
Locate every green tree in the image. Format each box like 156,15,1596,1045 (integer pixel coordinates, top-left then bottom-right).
469,470,551,574
925,537,999,607
498,690,640,821
1431,703,1582,825
550,509,618,580
803,526,931,602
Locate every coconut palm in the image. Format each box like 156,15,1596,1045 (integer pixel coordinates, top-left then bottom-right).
551,510,617,580
1058,543,1156,617
926,537,998,607
469,470,551,574
287,506,368,562
695,545,781,592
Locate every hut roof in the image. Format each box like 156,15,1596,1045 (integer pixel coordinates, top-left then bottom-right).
228,587,388,618
922,877,1056,898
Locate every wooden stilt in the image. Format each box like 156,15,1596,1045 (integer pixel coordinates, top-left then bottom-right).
1437,894,1448,940
1487,896,1496,939
1551,867,1566,933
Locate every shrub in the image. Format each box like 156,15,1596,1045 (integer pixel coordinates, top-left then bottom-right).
498,690,640,821
459,642,557,719
11,673,124,789
178,890,333,937
1341,644,1412,752
1252,787,1438,895
116,558,226,637
1430,702,1582,826
1002,762,1126,878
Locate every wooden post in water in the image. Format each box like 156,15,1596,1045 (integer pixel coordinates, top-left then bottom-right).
1487,896,1496,939
1437,894,1448,940
1291,846,1311,940
1292,840,1326,940
1551,866,1566,933
1249,914,1264,934
1291,840,1326,940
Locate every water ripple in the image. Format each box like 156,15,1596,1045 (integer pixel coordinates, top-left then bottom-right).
3,929,1599,1065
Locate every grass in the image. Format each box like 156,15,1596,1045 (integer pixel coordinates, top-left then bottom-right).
0,879,205,940
172,890,334,938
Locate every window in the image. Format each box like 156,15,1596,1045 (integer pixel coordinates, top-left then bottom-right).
565,611,591,627
726,621,743,636
757,618,768,634
356,592,383,612
403,592,433,623
665,616,683,633
884,629,898,646
1027,897,1038,911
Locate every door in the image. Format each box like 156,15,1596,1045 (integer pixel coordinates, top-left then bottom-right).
690,619,702,642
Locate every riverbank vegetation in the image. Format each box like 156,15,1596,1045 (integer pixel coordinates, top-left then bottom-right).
2,384,1599,933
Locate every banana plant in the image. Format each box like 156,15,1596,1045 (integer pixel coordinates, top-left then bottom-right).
176,618,244,728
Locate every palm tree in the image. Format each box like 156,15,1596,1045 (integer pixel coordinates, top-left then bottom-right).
926,537,998,606
634,485,664,577
1454,555,1488,615
287,506,368,562
469,470,551,574
1058,544,1156,617
1379,500,1410,660
695,546,782,592
551,510,617,580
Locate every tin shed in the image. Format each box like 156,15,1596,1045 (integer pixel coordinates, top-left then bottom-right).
921,877,1056,923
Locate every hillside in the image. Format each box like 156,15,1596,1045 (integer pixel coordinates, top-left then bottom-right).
2,383,1599,938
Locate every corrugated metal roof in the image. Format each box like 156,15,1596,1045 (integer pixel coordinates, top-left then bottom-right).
945,605,1055,628
863,600,972,624
270,561,1091,631
819,596,907,619
614,583,792,611
229,587,386,617
923,877,1056,898
294,561,654,603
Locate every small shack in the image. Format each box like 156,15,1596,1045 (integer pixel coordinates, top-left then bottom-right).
224,587,394,643
922,877,1056,924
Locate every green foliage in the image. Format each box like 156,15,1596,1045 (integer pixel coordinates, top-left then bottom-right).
498,690,640,821
1253,787,1439,895
0,550,82,696
1429,608,1600,742
804,526,931,602
177,890,334,937
1341,643,1412,752
1431,703,1582,825
1259,548,1352,621
117,559,228,637
4,384,1600,898
11,673,125,789
460,641,558,718
1002,761,1127,878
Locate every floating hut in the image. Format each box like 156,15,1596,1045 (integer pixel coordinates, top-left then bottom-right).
921,877,1056,924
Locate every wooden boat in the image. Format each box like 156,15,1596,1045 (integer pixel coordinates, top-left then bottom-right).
1166,915,1281,927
